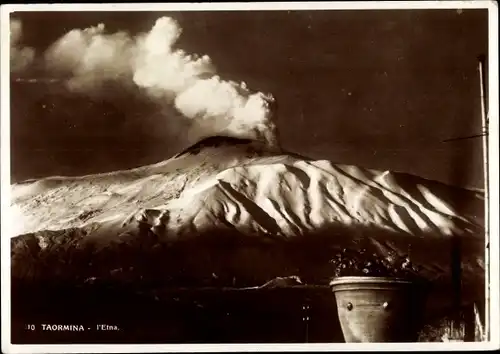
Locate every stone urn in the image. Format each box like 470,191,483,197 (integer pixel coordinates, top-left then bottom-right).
330,276,428,342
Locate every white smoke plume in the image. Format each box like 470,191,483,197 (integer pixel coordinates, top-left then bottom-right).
10,19,35,74
43,17,280,149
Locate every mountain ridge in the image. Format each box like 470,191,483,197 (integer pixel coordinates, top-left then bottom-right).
11,135,484,237
10,135,485,297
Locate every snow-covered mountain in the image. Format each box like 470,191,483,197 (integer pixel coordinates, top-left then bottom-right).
10,136,485,299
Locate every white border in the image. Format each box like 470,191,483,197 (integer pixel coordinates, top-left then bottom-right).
486,0,499,345
1,1,499,353
0,1,498,11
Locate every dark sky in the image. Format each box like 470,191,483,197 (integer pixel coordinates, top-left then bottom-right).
10,9,488,189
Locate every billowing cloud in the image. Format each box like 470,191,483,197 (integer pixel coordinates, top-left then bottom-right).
10,19,36,74
43,16,280,149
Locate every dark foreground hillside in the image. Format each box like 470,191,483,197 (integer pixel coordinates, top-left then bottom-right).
12,282,341,344
11,279,483,344
11,223,485,343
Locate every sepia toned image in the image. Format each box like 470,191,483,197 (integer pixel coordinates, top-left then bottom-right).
1,2,498,352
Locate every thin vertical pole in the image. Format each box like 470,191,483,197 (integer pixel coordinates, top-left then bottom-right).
478,54,489,341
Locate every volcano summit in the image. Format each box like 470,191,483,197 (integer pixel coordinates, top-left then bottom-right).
10,136,484,299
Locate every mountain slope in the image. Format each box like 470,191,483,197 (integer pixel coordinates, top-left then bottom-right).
11,136,483,238
11,137,278,237
10,136,485,297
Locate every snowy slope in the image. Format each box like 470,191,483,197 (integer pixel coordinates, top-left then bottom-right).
9,136,485,293
10,136,483,239
10,137,281,238
150,159,482,240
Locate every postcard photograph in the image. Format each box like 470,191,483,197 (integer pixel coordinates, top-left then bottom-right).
1,2,498,352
